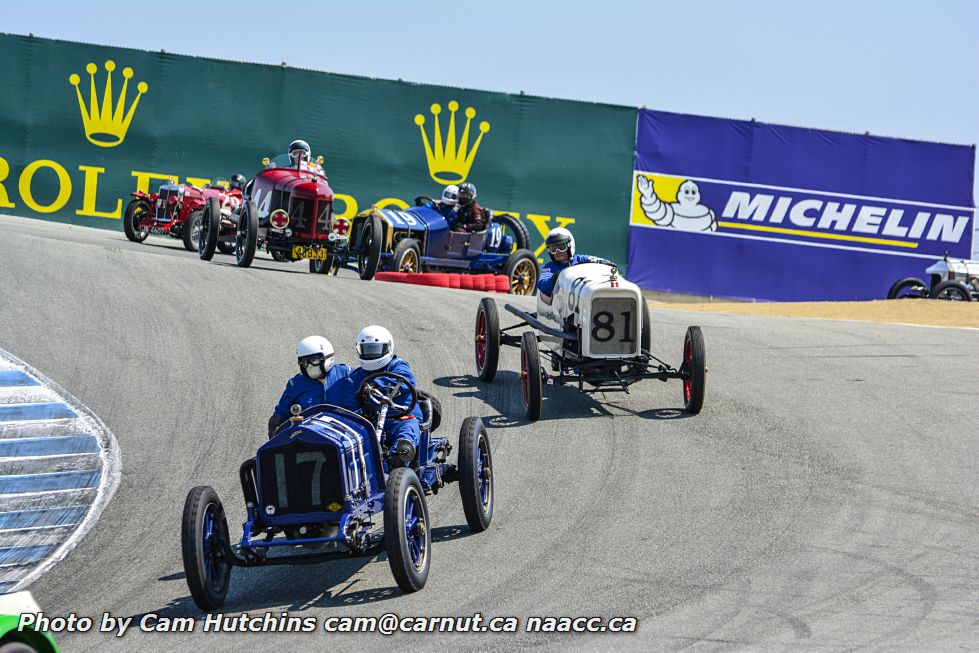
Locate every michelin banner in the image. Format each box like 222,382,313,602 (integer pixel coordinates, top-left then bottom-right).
0,34,636,267
628,110,976,301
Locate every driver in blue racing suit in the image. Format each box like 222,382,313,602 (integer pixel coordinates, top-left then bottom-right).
537,227,615,305
423,184,459,221
268,336,350,438
335,325,423,461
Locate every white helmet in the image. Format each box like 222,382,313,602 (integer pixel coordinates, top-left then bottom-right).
441,185,459,206
297,335,334,380
356,325,394,371
545,227,575,261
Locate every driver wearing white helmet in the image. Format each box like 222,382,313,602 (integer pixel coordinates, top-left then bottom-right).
429,184,460,220
537,227,615,305
335,326,423,461
268,336,351,438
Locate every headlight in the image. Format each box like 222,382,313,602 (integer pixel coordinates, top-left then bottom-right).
265,505,276,516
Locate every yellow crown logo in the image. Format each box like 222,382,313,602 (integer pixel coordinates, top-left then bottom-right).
414,101,490,184
68,60,148,148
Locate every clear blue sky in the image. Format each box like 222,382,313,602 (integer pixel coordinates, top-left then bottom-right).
4,0,977,202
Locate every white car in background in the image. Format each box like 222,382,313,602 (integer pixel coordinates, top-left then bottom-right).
887,255,979,301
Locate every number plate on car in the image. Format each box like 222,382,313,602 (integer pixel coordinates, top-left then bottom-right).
291,245,329,261
589,297,638,355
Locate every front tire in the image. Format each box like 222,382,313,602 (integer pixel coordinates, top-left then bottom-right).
458,417,493,532
181,486,232,611
475,298,500,382
198,197,219,261
123,199,151,243
682,326,706,414
182,209,203,252
384,468,430,593
358,214,382,280
235,201,258,268
520,331,542,421
504,249,539,295
887,276,928,299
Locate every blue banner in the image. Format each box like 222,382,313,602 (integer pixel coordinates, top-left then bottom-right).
628,110,976,300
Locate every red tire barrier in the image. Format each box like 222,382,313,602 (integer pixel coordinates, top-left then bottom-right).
448,275,461,289
495,275,510,293
459,275,475,290
426,273,452,288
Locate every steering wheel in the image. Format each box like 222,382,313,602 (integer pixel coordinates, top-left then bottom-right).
356,371,418,419
414,195,434,207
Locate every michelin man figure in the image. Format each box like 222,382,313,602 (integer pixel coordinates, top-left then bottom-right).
637,176,717,232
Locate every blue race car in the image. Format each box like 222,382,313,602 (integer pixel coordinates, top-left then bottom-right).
181,372,494,608
349,205,540,294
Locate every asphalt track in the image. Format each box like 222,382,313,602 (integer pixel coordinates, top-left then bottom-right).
2,214,977,652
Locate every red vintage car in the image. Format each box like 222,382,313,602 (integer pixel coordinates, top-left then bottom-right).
123,180,242,254
199,152,381,279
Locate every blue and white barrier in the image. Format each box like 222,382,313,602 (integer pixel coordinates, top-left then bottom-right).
0,351,120,592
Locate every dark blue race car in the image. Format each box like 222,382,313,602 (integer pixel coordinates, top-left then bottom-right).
180,372,494,608
348,204,540,295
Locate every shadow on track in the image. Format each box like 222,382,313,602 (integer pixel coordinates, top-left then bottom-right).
130,525,476,618
433,372,613,427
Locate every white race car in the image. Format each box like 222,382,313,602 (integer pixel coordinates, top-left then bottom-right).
887,255,978,301
473,263,706,420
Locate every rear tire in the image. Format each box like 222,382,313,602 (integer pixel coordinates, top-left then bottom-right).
640,299,651,353
358,214,382,280
458,417,493,532
181,486,232,611
887,276,928,299
123,199,151,243
520,331,542,421
182,209,203,251
198,197,220,261
504,249,539,295
492,213,530,251
475,298,500,382
384,468,430,593
930,280,973,301
235,201,258,268
392,238,422,273
310,254,338,274
682,326,706,414
418,390,442,433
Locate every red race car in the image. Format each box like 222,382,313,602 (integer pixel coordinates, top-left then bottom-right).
199,146,381,278
123,176,246,253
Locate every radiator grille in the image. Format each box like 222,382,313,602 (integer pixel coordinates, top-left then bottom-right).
588,296,638,356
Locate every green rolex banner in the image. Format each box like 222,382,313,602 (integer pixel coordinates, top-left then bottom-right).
0,34,637,268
